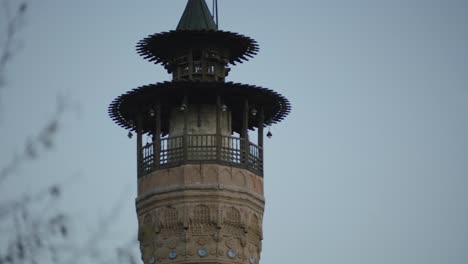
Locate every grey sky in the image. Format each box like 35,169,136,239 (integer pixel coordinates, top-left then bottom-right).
1,0,467,263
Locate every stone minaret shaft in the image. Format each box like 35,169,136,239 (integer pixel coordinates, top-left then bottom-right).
108,1,291,263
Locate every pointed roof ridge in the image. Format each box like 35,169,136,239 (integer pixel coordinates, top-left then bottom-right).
176,0,218,31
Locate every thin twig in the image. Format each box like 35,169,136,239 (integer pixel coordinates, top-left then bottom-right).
0,95,71,184
0,1,28,90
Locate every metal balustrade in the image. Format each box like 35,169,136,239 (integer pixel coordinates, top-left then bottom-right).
140,134,263,177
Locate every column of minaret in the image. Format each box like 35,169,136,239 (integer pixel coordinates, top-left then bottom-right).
108,1,290,263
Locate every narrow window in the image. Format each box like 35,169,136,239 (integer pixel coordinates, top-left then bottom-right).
194,63,202,73
207,65,215,74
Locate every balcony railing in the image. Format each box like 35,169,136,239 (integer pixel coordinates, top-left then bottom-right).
140,134,263,177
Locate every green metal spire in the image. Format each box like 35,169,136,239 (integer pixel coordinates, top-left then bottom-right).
176,0,217,31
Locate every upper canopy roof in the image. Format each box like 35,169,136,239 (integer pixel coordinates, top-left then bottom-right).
177,0,218,31
137,0,258,67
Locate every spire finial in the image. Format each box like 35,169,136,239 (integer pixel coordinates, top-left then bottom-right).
177,0,217,31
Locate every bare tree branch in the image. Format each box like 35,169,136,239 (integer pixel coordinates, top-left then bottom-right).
0,2,139,263
0,1,28,91
65,186,138,264
0,95,70,184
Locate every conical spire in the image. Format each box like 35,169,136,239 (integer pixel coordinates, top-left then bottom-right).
176,0,217,31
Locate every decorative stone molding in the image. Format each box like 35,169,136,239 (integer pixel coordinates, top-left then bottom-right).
137,164,264,199
137,200,263,263
136,163,264,263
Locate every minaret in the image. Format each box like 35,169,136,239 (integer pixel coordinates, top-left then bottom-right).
108,1,290,263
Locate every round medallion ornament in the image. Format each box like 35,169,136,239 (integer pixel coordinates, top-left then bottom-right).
169,249,177,260
149,256,155,264
249,255,256,264
227,248,237,259
198,247,208,257
167,238,177,249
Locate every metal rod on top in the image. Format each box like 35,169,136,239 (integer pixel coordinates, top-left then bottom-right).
215,0,218,28
212,0,219,29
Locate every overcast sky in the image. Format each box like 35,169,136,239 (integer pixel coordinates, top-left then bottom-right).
1,0,468,263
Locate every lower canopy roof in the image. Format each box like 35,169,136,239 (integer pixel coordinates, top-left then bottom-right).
108,81,291,135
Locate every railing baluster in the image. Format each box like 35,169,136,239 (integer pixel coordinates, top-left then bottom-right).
140,134,263,176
